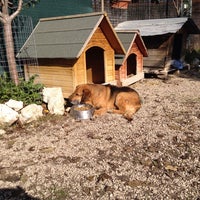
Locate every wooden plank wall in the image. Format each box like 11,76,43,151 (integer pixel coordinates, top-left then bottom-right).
73,53,87,86
130,42,143,73
85,27,115,83
190,0,200,49
25,65,74,98
192,0,200,28
143,48,167,70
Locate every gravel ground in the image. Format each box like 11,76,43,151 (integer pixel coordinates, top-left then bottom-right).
0,69,200,200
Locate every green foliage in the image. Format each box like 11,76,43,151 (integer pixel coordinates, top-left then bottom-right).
0,74,44,105
185,49,200,64
7,0,40,9
23,0,41,8
45,187,69,200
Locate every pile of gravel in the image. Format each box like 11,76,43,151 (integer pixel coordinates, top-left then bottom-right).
0,72,199,199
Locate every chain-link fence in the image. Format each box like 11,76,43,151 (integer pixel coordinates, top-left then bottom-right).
0,15,38,79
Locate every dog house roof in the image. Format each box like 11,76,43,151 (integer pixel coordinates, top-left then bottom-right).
115,18,200,36
115,31,148,65
17,12,125,59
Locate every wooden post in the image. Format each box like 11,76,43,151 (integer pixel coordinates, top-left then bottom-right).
166,0,169,17
101,0,104,12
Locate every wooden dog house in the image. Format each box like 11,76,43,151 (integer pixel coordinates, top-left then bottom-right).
17,12,125,97
115,30,148,86
115,18,199,72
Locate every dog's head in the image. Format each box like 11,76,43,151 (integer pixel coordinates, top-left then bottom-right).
68,84,91,105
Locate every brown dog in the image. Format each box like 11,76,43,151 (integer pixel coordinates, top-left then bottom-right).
68,84,141,121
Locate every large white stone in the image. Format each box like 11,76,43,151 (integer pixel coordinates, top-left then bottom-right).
19,104,43,124
0,129,6,135
5,99,23,111
42,87,65,115
0,104,19,126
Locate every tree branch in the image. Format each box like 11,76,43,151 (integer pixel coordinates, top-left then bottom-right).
173,0,181,16
10,0,23,21
0,0,6,23
0,15,6,23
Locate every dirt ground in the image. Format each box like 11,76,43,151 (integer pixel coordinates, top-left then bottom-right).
0,69,200,200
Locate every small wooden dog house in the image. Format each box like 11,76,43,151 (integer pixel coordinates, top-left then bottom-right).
17,12,125,97
115,18,199,72
115,30,148,86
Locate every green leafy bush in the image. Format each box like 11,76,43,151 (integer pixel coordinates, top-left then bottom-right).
185,49,200,64
0,74,44,105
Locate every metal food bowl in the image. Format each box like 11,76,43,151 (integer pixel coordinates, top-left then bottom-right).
70,104,94,120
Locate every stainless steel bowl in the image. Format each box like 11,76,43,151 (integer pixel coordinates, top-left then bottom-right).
70,104,94,120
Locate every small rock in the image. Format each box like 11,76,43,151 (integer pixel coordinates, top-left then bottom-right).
19,104,43,124
0,129,6,135
0,104,19,126
5,99,23,111
42,87,65,115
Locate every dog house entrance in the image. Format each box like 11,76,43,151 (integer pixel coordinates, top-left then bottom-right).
172,34,183,60
127,53,137,76
86,47,105,84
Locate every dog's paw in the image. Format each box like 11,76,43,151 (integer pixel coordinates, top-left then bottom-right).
94,109,107,116
124,113,133,122
107,109,113,114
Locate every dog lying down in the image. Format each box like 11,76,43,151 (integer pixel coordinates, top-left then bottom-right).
69,83,141,121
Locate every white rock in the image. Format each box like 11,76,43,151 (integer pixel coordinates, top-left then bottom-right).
19,104,43,124
192,58,199,67
0,129,6,135
42,87,65,115
5,99,23,111
0,104,19,126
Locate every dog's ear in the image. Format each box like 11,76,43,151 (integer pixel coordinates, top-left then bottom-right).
81,89,91,102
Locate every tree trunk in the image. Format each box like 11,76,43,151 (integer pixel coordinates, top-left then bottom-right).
3,19,19,85
0,0,23,85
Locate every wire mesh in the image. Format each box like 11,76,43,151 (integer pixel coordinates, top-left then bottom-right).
0,15,38,79
93,0,178,26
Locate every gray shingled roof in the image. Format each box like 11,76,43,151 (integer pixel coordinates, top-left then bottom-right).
115,31,148,65
115,18,200,36
17,12,125,59
117,32,136,52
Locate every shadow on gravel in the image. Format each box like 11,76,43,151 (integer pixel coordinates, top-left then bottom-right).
0,186,40,200
145,67,200,81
